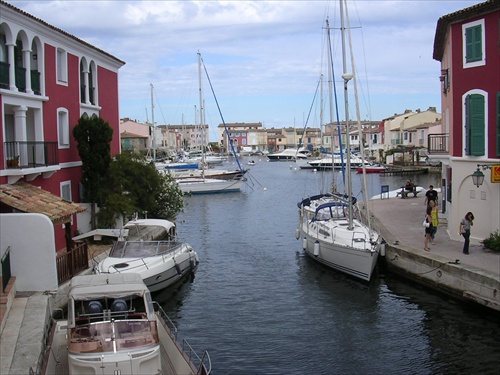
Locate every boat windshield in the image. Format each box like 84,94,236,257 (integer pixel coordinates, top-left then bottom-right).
109,241,185,258
68,319,159,354
313,203,347,221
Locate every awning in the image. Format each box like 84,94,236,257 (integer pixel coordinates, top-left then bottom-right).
0,182,86,225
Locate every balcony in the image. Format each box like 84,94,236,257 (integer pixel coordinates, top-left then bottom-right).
427,133,448,154
0,62,41,95
4,141,59,169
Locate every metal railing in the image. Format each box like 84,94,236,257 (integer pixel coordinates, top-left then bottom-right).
153,302,212,374
427,133,449,154
4,141,59,169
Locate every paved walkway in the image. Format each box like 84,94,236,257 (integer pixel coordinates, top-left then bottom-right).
0,292,48,375
368,194,500,277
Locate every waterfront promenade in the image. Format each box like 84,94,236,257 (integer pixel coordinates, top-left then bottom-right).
369,194,500,276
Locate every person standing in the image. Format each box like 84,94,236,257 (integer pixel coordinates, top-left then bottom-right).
424,207,433,252
459,212,474,255
425,185,438,208
429,200,439,244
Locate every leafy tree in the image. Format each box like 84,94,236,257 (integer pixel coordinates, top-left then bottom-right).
73,115,113,229
96,152,184,228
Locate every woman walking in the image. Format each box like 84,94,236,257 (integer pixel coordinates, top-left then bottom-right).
459,212,474,255
424,207,433,252
429,200,439,244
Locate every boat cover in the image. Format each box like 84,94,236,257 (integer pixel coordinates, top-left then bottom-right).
69,273,148,300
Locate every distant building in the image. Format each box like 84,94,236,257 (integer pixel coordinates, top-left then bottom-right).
432,0,499,243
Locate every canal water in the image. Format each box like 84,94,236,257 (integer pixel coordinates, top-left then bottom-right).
155,159,500,375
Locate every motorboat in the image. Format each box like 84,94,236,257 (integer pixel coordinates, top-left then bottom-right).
95,219,199,292
299,154,364,170
297,193,381,281
43,273,211,374
267,147,311,161
356,164,387,173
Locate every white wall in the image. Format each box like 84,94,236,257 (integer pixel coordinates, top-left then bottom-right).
0,213,58,291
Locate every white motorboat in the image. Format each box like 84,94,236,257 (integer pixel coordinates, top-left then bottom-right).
95,219,199,292
43,273,211,374
267,147,311,161
296,6,381,282
299,154,364,170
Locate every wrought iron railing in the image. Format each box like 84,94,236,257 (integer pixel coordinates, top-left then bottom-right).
4,141,59,169
15,65,26,92
427,133,449,154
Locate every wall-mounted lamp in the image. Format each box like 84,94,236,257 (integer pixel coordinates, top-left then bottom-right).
471,164,492,187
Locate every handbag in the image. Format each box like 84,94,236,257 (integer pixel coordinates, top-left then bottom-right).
423,217,430,228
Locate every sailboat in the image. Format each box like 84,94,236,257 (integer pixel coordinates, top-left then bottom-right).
175,52,246,195
296,1,381,282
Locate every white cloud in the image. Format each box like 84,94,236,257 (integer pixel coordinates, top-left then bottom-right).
10,0,483,130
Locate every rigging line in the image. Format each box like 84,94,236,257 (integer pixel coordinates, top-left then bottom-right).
152,86,169,128
200,55,244,174
327,18,346,190
298,74,322,152
345,0,373,233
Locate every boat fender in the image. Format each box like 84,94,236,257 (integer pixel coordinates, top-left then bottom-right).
380,240,386,257
295,228,300,240
313,241,320,256
302,237,307,250
175,262,182,275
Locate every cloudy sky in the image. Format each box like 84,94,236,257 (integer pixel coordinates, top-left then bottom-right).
11,0,482,139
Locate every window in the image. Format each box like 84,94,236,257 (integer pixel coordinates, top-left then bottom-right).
463,20,485,68
56,48,67,83
58,109,69,148
61,181,72,201
465,94,485,156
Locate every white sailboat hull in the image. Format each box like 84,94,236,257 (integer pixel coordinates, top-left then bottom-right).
299,220,379,281
177,177,245,194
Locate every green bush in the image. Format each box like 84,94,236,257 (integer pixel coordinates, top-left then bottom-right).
481,230,500,252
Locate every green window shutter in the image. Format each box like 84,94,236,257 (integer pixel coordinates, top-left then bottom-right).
466,25,482,63
497,92,500,156
465,94,485,156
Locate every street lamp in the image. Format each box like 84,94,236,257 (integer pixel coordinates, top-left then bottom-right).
471,164,492,187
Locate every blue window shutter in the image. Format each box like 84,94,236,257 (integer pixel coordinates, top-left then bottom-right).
466,25,482,63
465,94,485,156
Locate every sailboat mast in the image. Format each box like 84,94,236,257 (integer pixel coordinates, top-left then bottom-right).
150,83,156,161
340,0,354,229
197,52,205,177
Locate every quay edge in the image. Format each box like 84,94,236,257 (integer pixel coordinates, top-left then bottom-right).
369,198,500,312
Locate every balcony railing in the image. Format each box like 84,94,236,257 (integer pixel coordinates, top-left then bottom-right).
427,133,449,154
0,62,41,95
31,70,41,95
4,141,59,169
15,65,26,92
